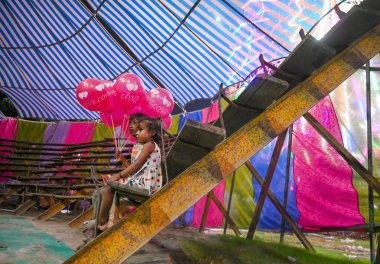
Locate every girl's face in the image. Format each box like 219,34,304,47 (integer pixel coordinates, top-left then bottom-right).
129,119,140,136
136,122,155,143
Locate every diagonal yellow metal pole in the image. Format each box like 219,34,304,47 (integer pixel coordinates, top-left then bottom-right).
65,23,380,264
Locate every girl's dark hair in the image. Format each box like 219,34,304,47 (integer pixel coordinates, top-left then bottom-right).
140,117,162,144
129,113,146,123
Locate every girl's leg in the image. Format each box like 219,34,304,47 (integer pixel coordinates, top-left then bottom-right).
98,186,114,225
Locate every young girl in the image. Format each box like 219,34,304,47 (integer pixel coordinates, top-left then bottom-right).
113,112,145,169
98,117,163,230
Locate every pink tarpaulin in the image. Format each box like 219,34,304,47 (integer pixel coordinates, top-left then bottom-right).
293,97,364,230
0,119,18,182
0,118,17,145
58,122,96,181
201,102,219,123
192,181,226,227
190,104,225,227
64,122,96,144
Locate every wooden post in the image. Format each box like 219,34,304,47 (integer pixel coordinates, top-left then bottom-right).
245,161,315,251
209,191,241,236
280,126,293,243
366,61,375,263
199,192,212,233
247,131,287,239
224,172,236,235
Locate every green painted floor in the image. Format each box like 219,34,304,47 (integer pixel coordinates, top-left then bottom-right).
0,215,74,264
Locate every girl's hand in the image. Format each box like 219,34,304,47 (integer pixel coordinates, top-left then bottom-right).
115,151,126,162
115,151,130,167
101,174,111,185
108,174,121,182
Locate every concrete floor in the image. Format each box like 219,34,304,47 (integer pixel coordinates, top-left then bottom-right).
0,208,200,264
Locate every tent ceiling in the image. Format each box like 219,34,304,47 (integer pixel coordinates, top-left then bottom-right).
0,0,341,120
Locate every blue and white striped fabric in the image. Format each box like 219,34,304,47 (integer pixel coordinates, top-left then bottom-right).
0,0,334,120
0,110,6,119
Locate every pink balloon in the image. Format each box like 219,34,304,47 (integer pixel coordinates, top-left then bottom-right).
113,73,146,110
162,115,172,130
144,88,174,118
125,105,143,116
102,80,118,112
99,108,127,128
76,78,108,111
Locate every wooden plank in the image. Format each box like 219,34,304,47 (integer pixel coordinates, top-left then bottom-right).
322,6,380,52
214,76,289,137
0,189,19,204
12,199,36,215
303,112,380,196
247,131,286,240
245,161,315,251
277,35,336,78
236,74,289,109
361,0,380,10
64,23,380,264
166,119,225,181
37,189,92,221
68,207,94,228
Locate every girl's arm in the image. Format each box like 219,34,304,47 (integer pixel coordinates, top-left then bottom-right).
115,151,130,167
108,142,155,181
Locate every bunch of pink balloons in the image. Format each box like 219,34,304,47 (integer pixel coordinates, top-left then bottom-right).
75,73,174,131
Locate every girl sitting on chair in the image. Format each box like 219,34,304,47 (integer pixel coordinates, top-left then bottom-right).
98,117,163,231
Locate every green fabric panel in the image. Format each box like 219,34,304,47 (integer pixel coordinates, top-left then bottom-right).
224,164,255,228
13,120,48,173
168,115,180,135
16,120,47,143
353,171,380,223
220,98,229,113
92,123,112,142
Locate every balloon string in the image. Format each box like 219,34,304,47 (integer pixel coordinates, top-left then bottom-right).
110,115,117,153
121,134,131,151
119,112,127,152
104,119,117,151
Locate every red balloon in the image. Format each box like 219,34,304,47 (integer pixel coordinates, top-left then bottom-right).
99,108,127,127
162,114,172,130
113,73,146,110
102,80,118,112
76,78,108,111
144,88,174,118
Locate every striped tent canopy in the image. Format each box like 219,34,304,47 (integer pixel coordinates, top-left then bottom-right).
0,0,350,120
0,110,6,119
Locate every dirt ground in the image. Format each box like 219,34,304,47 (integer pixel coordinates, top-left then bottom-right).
0,208,372,263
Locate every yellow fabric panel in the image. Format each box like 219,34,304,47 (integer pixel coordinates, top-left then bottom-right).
92,123,112,142
224,164,255,227
16,120,47,143
168,115,180,135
